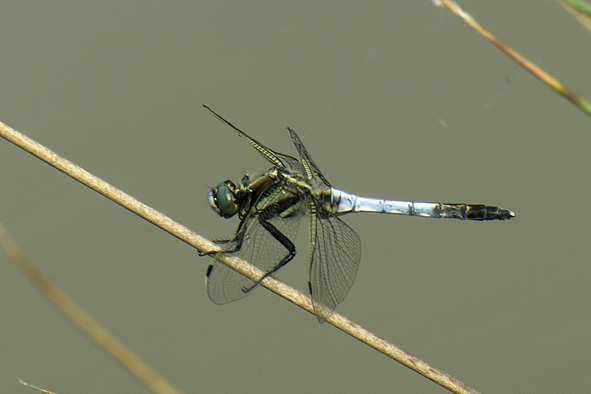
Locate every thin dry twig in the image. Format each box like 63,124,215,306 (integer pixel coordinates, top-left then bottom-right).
0,121,481,394
1,225,182,394
19,379,59,394
435,0,591,118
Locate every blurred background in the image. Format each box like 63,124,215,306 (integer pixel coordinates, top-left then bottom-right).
1,1,590,393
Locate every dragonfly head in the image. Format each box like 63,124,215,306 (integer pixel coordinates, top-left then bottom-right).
208,180,239,218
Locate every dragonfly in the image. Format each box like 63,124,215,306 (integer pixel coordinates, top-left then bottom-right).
202,105,515,322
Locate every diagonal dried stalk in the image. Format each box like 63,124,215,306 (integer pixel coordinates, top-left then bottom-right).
1,224,182,394
18,379,59,394
435,0,591,118
0,120,481,394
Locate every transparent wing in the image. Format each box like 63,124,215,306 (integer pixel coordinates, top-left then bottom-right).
287,127,331,186
203,105,304,173
308,204,362,322
206,186,304,304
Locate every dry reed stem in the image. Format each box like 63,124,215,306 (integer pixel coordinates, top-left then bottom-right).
0,120,480,394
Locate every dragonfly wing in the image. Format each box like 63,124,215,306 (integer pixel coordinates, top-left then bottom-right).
287,127,331,186
308,205,362,322
203,105,304,172
206,187,304,304
206,259,254,304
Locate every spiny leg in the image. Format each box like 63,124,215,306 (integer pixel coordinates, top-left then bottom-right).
240,217,297,293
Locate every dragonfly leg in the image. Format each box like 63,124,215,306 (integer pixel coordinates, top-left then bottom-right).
240,217,297,293
197,231,246,257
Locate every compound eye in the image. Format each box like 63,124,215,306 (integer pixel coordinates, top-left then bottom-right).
209,180,238,218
